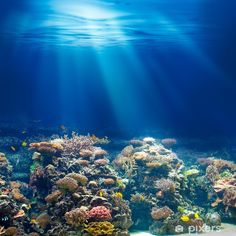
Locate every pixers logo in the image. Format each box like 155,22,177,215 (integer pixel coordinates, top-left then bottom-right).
175,224,221,234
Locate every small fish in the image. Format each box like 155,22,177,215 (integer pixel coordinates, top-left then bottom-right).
91,134,98,142
181,215,190,222
99,191,103,197
59,125,67,131
22,130,27,134
30,219,38,225
10,146,16,152
194,213,200,219
22,141,27,147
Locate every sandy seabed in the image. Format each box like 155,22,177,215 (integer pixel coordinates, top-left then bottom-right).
130,223,236,236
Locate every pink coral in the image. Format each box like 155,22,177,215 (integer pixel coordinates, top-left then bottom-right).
88,206,112,221
151,206,173,220
161,138,177,147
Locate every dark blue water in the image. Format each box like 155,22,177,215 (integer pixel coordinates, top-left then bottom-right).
0,0,236,138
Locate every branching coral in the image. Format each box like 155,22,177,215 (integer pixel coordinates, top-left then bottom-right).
62,132,94,159
151,206,173,220
213,176,236,193
84,221,114,236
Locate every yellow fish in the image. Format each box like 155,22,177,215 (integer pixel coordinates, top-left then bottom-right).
181,215,190,222
22,141,27,147
30,219,37,225
194,213,200,219
114,192,123,199
99,191,103,197
11,146,16,152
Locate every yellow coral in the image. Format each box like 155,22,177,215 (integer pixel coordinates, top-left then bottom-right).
84,221,114,236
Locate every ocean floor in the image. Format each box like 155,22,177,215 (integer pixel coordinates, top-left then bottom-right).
130,223,236,236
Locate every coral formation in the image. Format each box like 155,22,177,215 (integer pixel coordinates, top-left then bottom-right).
84,221,114,235
0,132,235,235
87,206,112,221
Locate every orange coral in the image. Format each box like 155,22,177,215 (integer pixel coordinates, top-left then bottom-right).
76,160,89,166
29,141,63,155
103,178,115,186
11,189,27,202
79,149,93,158
13,210,25,219
94,148,107,157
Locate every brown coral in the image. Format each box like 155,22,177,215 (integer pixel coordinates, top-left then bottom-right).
66,173,88,185
65,207,88,227
223,187,236,208
94,159,109,166
151,206,173,220
11,189,27,202
45,190,62,203
103,178,115,186
29,141,63,155
36,213,51,229
56,177,78,192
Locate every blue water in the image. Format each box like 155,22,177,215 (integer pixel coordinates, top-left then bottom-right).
0,0,236,138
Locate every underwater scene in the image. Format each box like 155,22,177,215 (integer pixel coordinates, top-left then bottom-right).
0,0,236,236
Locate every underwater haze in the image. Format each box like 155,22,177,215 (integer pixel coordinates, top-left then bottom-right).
0,0,236,138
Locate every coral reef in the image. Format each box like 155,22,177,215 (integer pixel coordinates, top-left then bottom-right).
0,132,235,235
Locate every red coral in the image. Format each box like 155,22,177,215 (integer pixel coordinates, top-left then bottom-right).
88,206,112,221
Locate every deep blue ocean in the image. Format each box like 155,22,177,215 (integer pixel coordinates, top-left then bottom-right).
0,0,236,138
